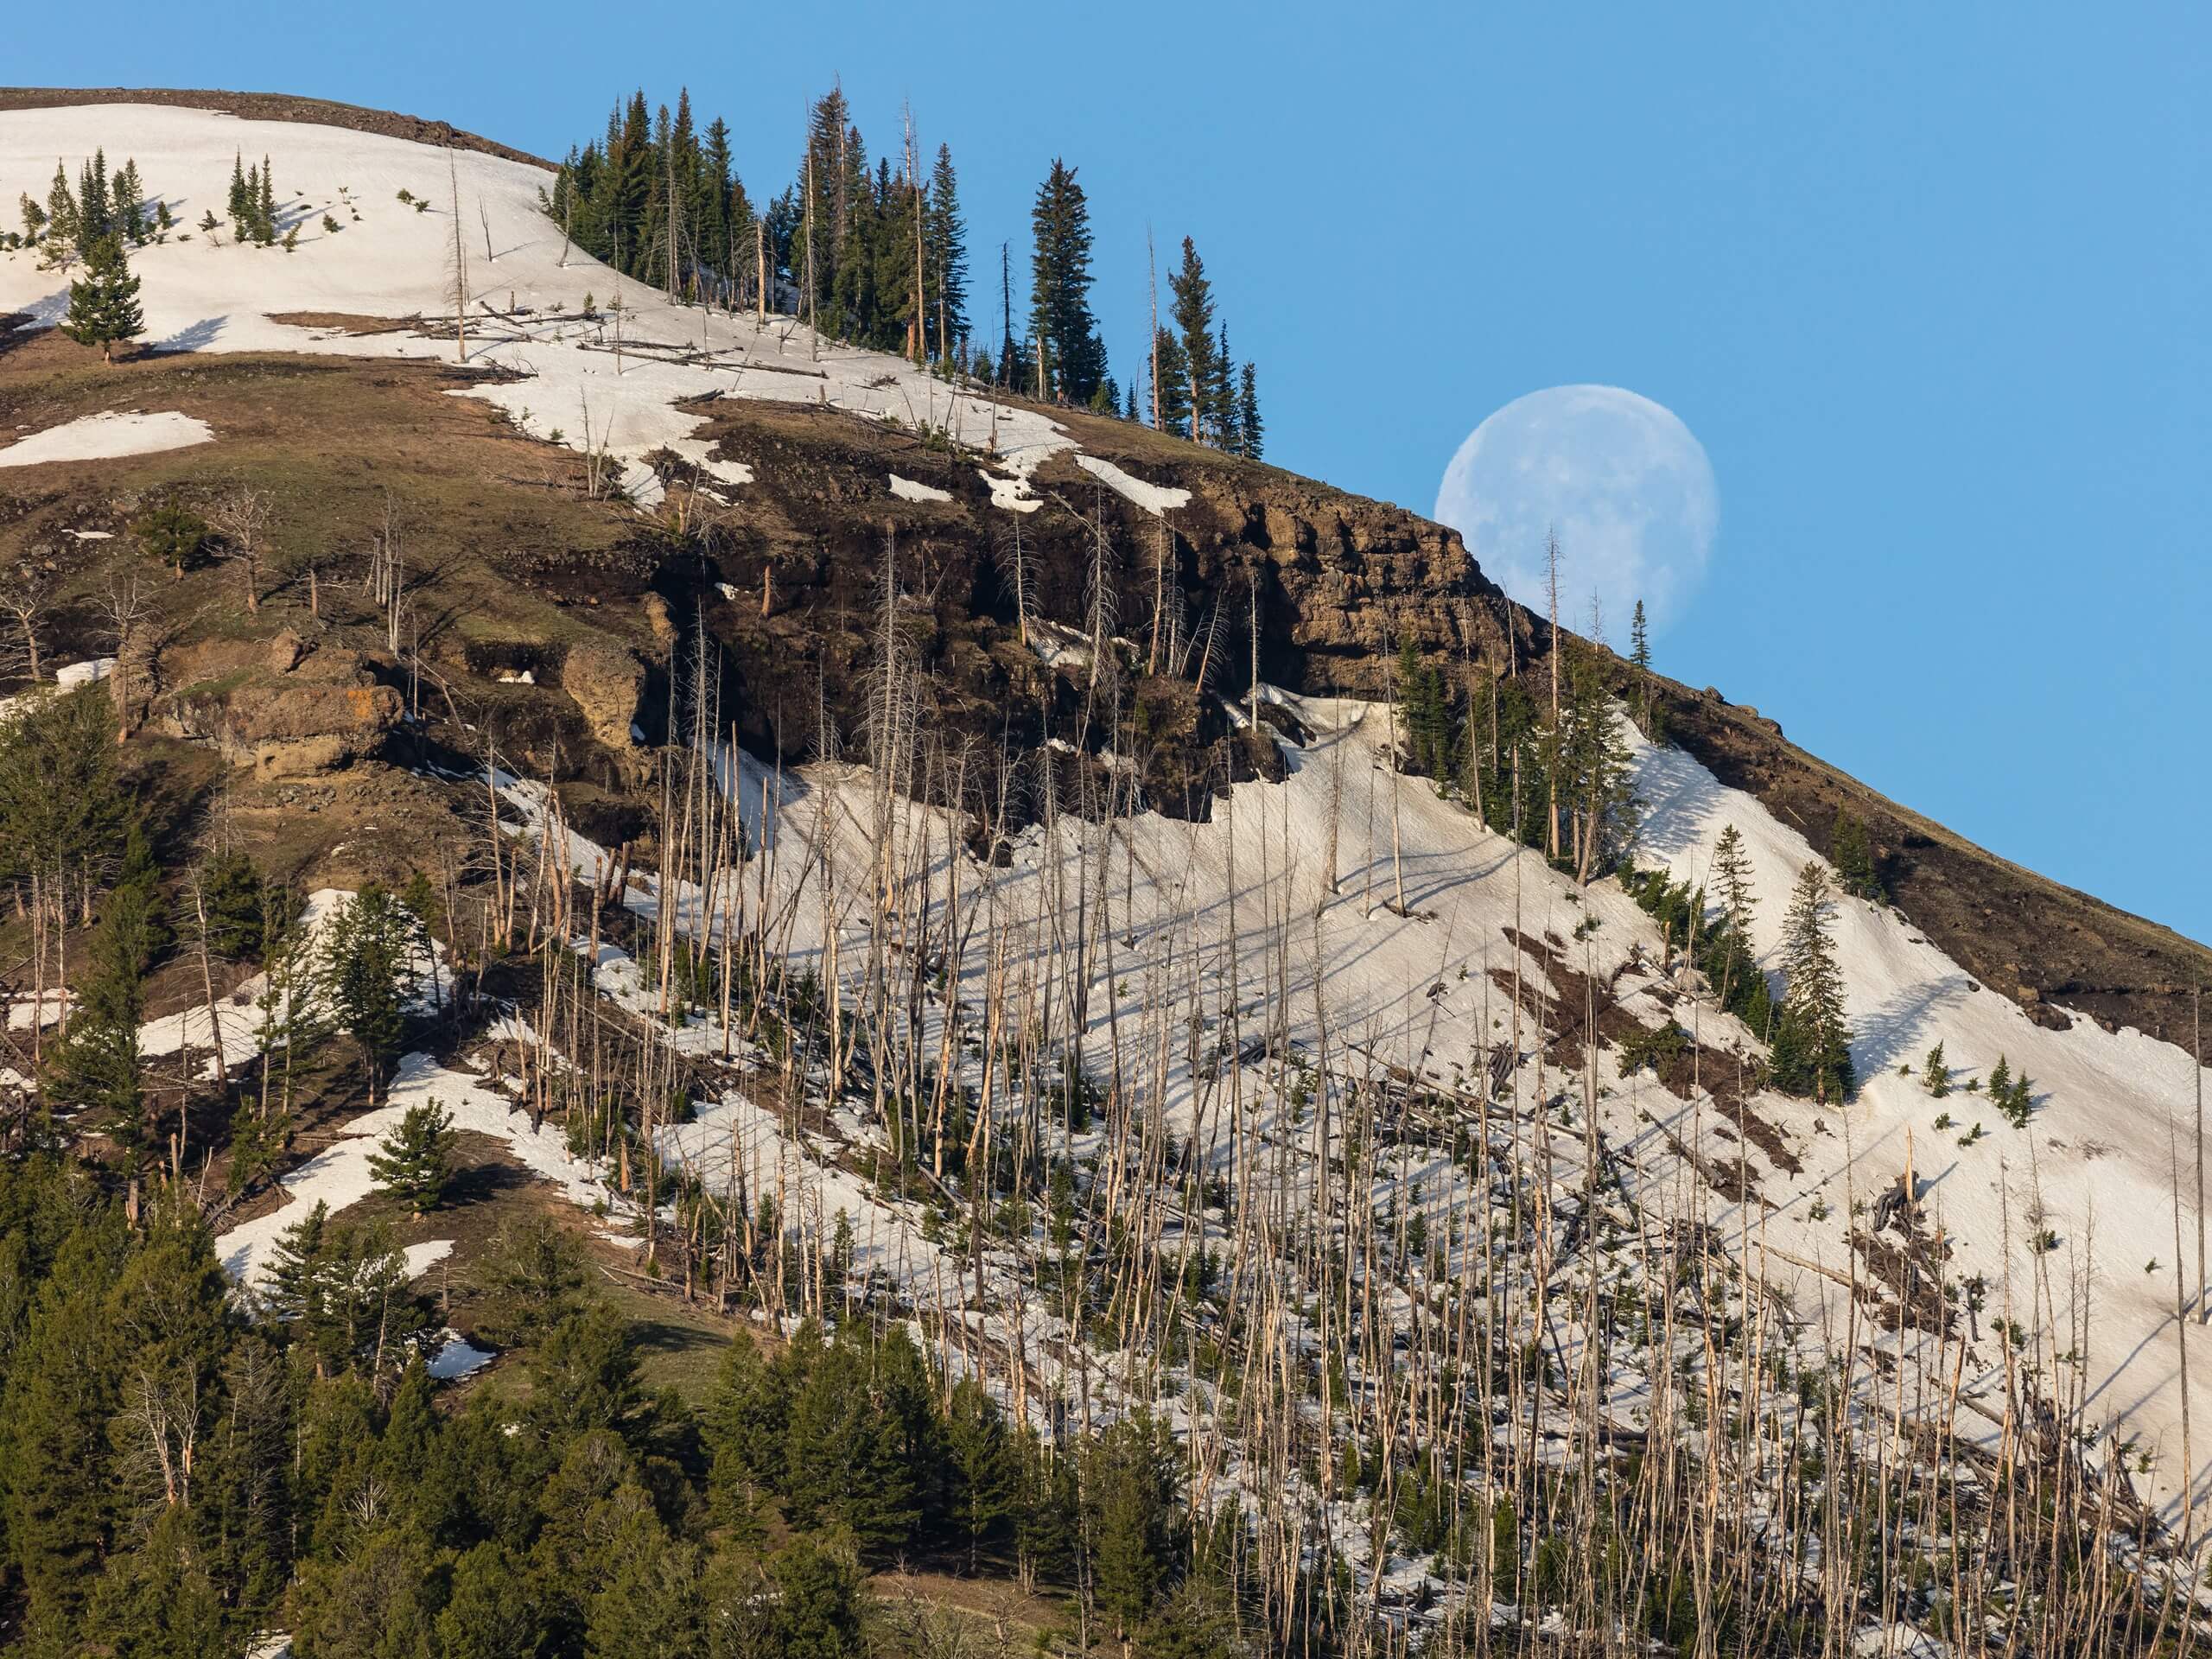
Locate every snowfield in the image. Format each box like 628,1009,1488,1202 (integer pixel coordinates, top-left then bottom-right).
0,408,213,466
0,102,1183,512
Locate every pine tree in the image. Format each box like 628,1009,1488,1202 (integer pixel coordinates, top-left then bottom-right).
60,234,144,365
112,159,145,243
944,1375,1015,1571
256,154,276,244
367,1099,457,1215
78,150,111,243
1771,861,1854,1103
1169,238,1221,444
1237,361,1264,459
1154,326,1192,436
1084,1413,1179,1641
320,883,423,1101
925,142,968,361
1923,1041,1951,1097
44,162,81,264
1211,321,1238,448
44,860,163,1147
226,153,248,233
1029,159,1105,403
1830,809,1883,901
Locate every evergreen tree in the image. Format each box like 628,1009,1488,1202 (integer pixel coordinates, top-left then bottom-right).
1771,861,1854,1103
1154,326,1192,436
366,1099,457,1214
112,158,145,243
226,152,249,235
1170,238,1222,444
1236,361,1264,459
1830,808,1883,901
321,882,423,1100
256,153,276,244
2,1212,128,1635
44,162,80,263
135,502,210,580
1211,321,1238,448
78,149,111,242
62,233,143,363
925,142,969,361
1923,1041,1951,1097
944,1375,1016,1570
436,1541,542,1659
1029,159,1105,403
197,848,267,959
1084,1412,1180,1640
44,858,162,1148
781,1326,920,1561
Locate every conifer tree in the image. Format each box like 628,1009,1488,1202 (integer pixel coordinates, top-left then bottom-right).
1154,326,1192,437
1169,238,1221,444
1211,321,1238,449
61,234,144,364
112,158,145,243
925,142,968,360
1237,361,1264,459
1830,809,1883,901
43,162,80,264
1771,861,1854,1102
367,1099,457,1215
1084,1413,1179,1641
78,150,111,243
1029,159,1105,403
1923,1041,1951,1097
226,153,248,232
321,882,423,1101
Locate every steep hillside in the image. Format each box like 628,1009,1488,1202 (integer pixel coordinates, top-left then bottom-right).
3,95,2209,1659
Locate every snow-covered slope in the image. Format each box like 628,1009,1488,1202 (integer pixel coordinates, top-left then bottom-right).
485,683,2212,1522
0,103,1178,507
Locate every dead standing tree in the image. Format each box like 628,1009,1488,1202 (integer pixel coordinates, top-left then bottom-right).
207,484,272,617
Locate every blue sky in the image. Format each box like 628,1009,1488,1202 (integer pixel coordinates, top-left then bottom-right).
19,3,2209,944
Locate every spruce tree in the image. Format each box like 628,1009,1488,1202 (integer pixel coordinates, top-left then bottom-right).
1029,159,1104,403
321,882,423,1100
43,162,80,264
1771,861,1854,1103
925,142,969,360
1831,809,1883,901
78,150,111,243
1211,320,1238,448
1923,1041,1951,1097
1169,238,1221,444
226,153,248,233
112,158,145,243
1237,361,1264,459
1154,326,1192,436
61,234,144,364
367,1099,457,1215
1084,1413,1179,1641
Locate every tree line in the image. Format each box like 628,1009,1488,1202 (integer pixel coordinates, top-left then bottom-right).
543,86,1265,456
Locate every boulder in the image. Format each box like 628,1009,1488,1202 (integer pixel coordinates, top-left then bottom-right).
560,643,645,757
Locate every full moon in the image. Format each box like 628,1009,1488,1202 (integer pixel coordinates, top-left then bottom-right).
1433,385,1718,639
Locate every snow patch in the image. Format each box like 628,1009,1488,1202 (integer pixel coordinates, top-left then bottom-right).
0,410,213,467
888,472,952,504
1074,454,1191,514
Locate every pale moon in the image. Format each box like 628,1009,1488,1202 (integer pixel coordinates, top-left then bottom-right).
1433,385,1719,639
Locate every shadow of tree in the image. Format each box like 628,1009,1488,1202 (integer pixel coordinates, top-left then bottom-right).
1852,972,1973,1081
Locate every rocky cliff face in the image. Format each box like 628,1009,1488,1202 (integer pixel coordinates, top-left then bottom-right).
605,398,1519,824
